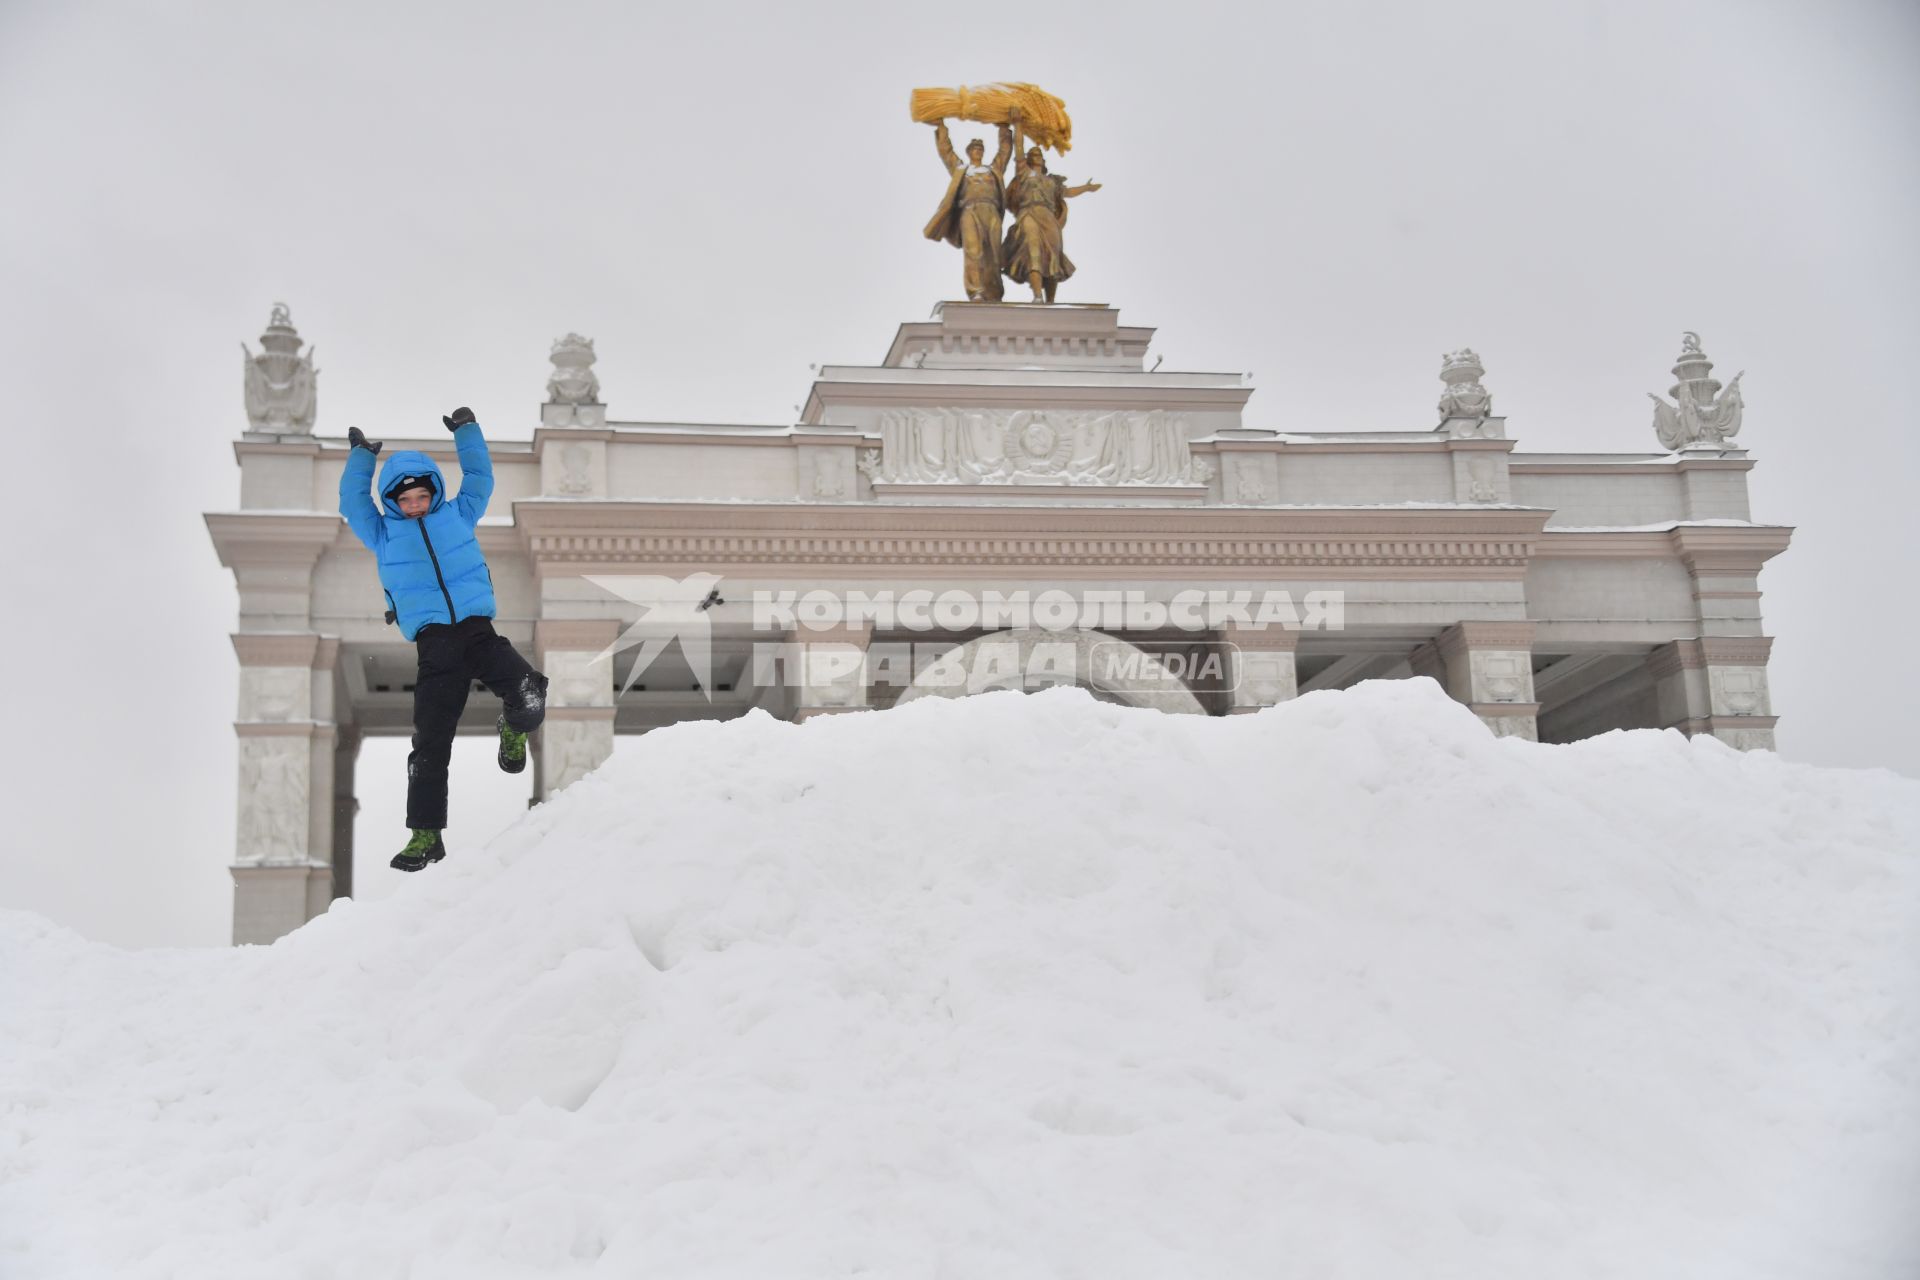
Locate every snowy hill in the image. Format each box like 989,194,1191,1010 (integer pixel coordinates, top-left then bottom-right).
4,680,1918,1279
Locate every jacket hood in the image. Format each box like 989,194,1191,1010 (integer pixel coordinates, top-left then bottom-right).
377,450,447,518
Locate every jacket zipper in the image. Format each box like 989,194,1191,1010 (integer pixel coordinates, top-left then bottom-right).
417,517,459,624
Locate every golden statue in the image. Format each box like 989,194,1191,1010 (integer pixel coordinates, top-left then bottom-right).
911,83,1094,303
1004,145,1101,303
923,119,1013,302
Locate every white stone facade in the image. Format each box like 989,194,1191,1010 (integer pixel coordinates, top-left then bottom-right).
208,304,1792,943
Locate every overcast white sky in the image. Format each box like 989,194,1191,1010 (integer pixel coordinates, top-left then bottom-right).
1,0,1915,949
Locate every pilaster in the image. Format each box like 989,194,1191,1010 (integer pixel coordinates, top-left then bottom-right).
229,632,345,945
332,727,359,902
1411,621,1539,741
1674,455,1755,522
1215,441,1281,505
1647,636,1778,751
793,426,863,502
794,622,873,722
1669,524,1792,639
535,619,619,799
1444,437,1514,505
1221,622,1300,713
536,428,611,497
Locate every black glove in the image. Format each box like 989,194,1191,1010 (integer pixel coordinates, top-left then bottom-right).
348,426,382,456
442,406,476,432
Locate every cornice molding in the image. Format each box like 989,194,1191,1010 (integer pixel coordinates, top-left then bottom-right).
1646,636,1775,677
544,706,618,722
555,430,795,450
510,501,1551,579
1511,458,1755,475
231,633,341,669
1220,622,1302,650
1533,531,1677,557
868,482,1209,501
233,721,338,740
531,428,617,449
233,439,322,460
232,633,320,667
1532,527,1793,567
1670,714,1780,735
205,512,341,570
1439,621,1538,654
803,380,1254,422
535,619,621,655
1669,525,1794,574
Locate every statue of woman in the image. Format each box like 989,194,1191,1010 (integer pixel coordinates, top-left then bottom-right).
1002,146,1102,303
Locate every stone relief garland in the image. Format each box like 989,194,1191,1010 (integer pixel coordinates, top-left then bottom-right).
857,408,1214,486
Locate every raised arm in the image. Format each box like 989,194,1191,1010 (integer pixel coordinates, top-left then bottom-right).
933,121,959,173
991,122,1012,177
451,419,493,525
338,439,385,550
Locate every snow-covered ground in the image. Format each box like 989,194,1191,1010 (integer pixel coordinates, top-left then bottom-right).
4,681,1917,1279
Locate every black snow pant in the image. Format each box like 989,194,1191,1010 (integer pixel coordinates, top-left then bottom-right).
406,617,548,830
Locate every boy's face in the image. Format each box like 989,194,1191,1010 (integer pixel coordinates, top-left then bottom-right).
395,487,433,519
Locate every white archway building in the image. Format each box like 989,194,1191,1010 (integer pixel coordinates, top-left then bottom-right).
209,307,1790,943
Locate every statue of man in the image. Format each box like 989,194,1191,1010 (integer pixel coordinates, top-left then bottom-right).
1003,146,1102,303
923,118,1014,302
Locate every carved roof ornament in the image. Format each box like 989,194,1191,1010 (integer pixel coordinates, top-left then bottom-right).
856,407,1212,487
547,333,601,406
241,303,317,433
1649,331,1745,451
1438,348,1491,422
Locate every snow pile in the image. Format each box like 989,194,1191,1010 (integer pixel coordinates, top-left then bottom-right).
4,681,1918,1279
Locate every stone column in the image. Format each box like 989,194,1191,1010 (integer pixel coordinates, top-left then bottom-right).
1410,621,1540,741
331,727,359,902
1222,621,1299,713
794,621,872,722
230,634,344,945
535,619,619,800
1647,637,1777,750
1670,524,1791,641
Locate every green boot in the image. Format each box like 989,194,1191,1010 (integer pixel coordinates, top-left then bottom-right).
390,828,446,873
497,715,529,775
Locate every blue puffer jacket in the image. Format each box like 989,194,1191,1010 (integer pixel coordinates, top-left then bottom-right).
339,423,497,640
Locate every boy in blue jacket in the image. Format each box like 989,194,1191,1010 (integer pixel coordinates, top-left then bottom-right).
340,408,548,872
